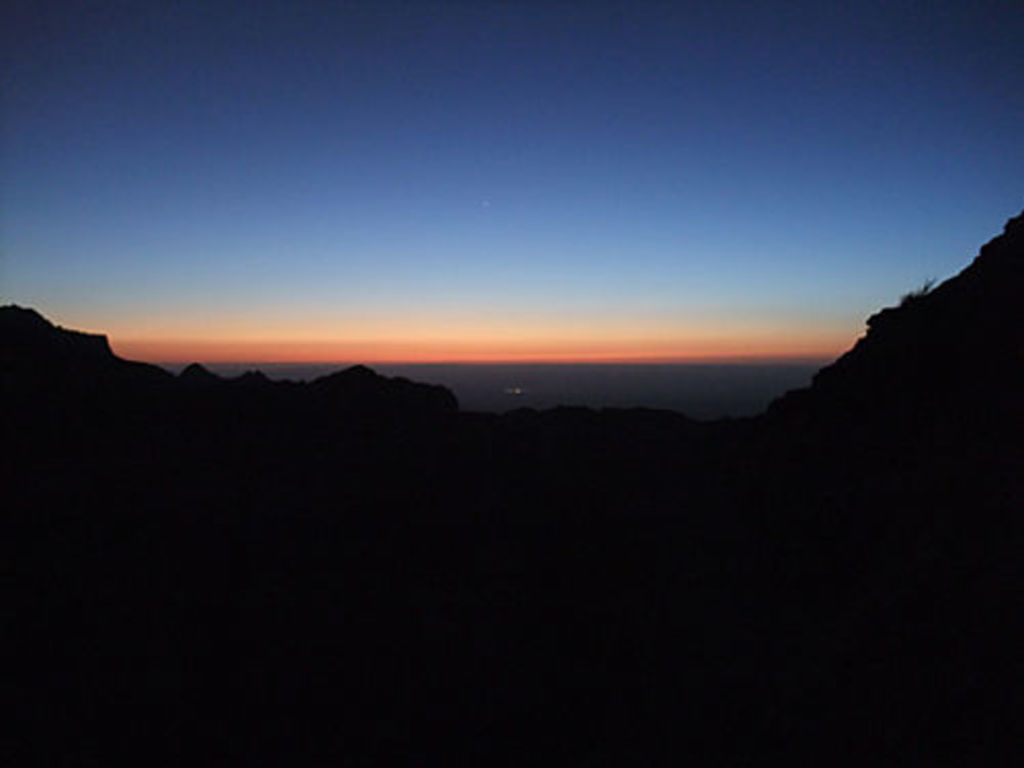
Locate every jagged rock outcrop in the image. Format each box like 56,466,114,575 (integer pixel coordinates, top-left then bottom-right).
770,211,1024,421
1,304,172,392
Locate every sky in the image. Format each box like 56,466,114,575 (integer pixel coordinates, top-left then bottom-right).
2,0,1021,363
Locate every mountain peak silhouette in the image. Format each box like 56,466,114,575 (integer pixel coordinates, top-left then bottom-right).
179,362,221,383
1,303,51,331
2,303,115,359
310,363,458,413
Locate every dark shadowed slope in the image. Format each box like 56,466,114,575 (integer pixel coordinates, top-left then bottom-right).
770,210,1024,421
1,305,172,387
3,211,1022,765
742,211,1024,763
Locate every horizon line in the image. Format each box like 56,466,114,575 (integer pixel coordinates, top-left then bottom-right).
147,354,835,367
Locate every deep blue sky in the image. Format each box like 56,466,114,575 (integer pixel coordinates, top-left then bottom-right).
2,0,1020,361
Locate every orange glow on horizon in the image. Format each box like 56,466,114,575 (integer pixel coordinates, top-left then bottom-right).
82,301,861,367
110,331,850,365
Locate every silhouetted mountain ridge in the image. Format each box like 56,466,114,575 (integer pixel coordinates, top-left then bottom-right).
179,361,221,384
4,212,1022,765
1,304,172,397
8,211,1022,423
2,304,125,366
1,305,458,415
770,211,1024,421
310,364,459,413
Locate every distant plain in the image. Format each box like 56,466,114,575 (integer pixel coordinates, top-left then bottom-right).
162,362,825,418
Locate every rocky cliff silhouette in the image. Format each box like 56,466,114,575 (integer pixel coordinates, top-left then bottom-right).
4,211,1021,765
771,210,1024,422
1,305,171,388
1,305,457,415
